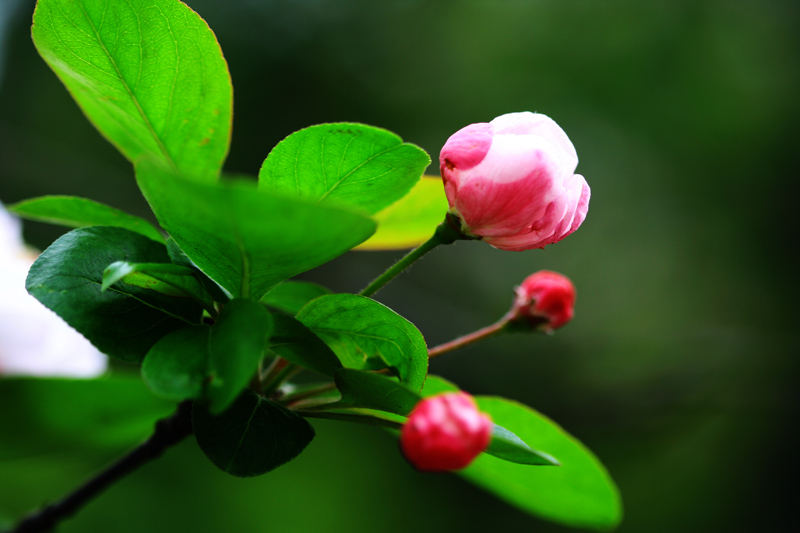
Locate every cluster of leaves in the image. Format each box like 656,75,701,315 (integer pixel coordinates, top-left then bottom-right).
8,0,621,530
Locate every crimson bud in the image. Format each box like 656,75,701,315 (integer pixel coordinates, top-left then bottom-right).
400,392,493,472
509,270,576,332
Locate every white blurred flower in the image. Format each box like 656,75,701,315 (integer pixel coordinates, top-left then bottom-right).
0,201,107,377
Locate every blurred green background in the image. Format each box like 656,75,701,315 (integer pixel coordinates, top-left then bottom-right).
1,0,798,531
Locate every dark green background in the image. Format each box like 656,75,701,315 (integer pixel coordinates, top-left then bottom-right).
1,0,798,531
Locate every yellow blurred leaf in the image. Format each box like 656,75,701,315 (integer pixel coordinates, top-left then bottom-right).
356,176,448,251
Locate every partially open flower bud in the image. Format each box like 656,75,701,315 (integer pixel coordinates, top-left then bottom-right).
508,270,576,332
400,392,492,472
440,112,590,251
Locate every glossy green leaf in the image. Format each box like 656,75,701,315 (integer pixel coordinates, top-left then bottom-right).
300,406,406,429
102,261,215,312
193,389,315,477
419,373,460,396
296,294,428,390
142,326,211,402
465,397,622,530
486,424,560,466
261,281,332,315
268,314,342,377
26,227,202,363
166,237,231,303
0,376,174,457
334,368,418,416
420,375,620,528
259,123,430,214
32,0,232,180
355,176,448,251
207,298,273,413
7,196,163,243
136,161,376,301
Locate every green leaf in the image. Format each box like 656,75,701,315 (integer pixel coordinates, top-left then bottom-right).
26,226,203,363
0,376,174,457
102,261,215,312
419,373,460,396
464,397,622,530
259,123,430,214
299,406,406,429
296,294,428,390
166,237,231,303
355,176,448,251
268,314,342,377
261,281,332,315
420,376,620,529
7,196,164,243
334,368,419,416
207,298,273,413
193,389,315,477
486,424,560,466
337,371,556,465
142,326,211,402
136,161,376,301
32,0,232,180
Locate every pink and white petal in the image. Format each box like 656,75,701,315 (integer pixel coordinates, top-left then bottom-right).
439,122,493,172
490,112,578,172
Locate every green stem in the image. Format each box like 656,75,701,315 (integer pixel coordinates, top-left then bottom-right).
428,318,511,360
260,357,300,396
281,382,338,407
296,408,404,430
359,215,466,298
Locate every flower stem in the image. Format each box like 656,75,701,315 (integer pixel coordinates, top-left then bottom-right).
10,401,193,533
260,357,301,397
428,319,511,360
359,215,465,298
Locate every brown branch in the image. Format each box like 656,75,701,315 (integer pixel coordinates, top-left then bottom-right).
10,401,194,533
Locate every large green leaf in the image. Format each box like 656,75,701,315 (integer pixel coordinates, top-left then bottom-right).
26,226,202,363
421,376,619,528
102,261,215,312
355,176,448,251
334,368,418,416
32,0,232,180
207,298,273,413
7,196,163,243
261,281,332,315
268,314,342,377
296,294,428,390
335,370,554,466
465,396,622,530
165,237,231,303
259,123,430,214
0,376,175,458
142,326,211,402
193,389,315,477
136,161,377,301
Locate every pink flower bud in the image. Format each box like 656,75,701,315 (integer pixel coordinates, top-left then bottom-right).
440,112,590,251
509,270,576,332
400,392,492,472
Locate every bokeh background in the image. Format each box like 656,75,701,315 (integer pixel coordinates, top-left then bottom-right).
1,0,798,531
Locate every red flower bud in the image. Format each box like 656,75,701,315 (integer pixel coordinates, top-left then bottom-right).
440,112,590,251
400,392,492,472
509,270,576,332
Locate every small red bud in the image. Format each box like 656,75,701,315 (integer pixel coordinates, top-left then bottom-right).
400,392,493,472
509,270,576,332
